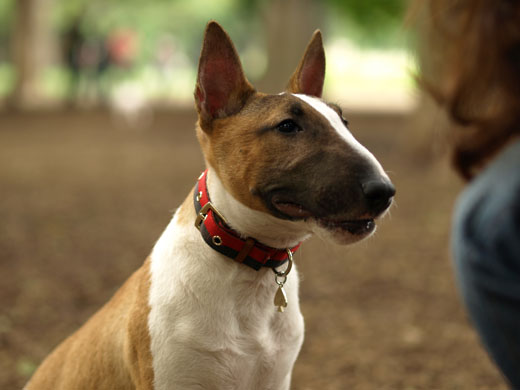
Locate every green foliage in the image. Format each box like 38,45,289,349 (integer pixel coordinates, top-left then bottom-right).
329,0,405,27
237,0,408,47
327,0,407,47
0,0,14,36
51,0,250,65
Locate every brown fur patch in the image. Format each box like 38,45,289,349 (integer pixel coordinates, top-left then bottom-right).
27,259,154,390
191,25,378,222
196,91,364,219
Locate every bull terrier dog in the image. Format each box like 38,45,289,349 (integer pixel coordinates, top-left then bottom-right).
27,21,395,390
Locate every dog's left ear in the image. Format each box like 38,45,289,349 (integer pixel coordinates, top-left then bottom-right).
287,30,326,98
195,21,255,129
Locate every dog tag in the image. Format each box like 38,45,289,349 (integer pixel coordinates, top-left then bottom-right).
273,249,293,313
274,285,288,312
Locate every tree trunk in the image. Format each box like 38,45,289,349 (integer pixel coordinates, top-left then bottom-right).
9,0,53,109
257,0,323,94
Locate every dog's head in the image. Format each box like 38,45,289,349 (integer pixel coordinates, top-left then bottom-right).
194,22,394,245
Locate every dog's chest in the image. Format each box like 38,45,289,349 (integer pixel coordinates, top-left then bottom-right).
147,217,304,389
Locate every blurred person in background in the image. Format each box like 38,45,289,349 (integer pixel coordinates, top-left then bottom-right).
420,0,520,387
62,14,110,106
107,28,137,70
62,15,84,104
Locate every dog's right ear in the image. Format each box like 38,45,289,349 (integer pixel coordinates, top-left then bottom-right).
195,21,255,130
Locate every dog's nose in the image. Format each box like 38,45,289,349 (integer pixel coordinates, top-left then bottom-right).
362,179,395,214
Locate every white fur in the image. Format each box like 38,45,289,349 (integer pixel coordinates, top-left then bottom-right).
147,94,391,388
148,168,305,390
293,94,388,178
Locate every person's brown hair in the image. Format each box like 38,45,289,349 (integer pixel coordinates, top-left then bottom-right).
420,0,520,179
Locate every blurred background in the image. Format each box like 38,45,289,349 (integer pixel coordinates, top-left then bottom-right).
0,0,506,388
1,0,415,111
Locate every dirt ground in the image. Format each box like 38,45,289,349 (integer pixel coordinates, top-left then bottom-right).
0,108,506,389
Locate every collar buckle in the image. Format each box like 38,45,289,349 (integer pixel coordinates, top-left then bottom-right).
195,201,229,231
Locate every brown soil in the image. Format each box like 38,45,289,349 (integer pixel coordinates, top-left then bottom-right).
0,108,505,389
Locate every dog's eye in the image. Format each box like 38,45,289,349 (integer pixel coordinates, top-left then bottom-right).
341,117,349,127
276,119,301,134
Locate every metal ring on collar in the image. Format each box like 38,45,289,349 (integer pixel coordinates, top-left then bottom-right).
273,249,293,278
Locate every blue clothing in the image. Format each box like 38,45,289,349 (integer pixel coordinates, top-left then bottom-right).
453,139,520,388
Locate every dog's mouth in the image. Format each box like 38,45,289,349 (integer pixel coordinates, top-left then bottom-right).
315,217,376,236
271,197,376,236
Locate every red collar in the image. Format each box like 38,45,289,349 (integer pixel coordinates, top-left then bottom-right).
193,170,300,271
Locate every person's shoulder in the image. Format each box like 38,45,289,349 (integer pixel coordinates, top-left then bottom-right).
454,139,520,255
462,139,520,206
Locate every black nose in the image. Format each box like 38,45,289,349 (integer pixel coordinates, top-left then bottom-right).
362,179,395,214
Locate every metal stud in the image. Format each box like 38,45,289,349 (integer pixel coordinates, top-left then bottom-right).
212,236,223,246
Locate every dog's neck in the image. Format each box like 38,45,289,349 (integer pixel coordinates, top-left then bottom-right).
206,168,312,250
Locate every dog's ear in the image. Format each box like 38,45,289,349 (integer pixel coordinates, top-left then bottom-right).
287,30,325,98
195,21,255,129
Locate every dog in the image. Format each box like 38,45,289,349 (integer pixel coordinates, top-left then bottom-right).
26,21,395,390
